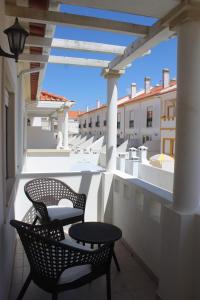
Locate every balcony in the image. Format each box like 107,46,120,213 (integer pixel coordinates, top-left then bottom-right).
89,122,92,128
117,121,120,129
83,123,86,128
10,237,157,300
104,120,107,126
96,121,100,127
161,116,176,129
79,124,81,129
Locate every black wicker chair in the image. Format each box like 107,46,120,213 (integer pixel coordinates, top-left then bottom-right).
24,178,86,226
10,219,114,300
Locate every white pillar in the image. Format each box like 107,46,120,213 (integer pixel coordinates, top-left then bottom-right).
50,117,54,133
57,111,63,149
173,21,200,213
63,108,69,149
103,69,123,171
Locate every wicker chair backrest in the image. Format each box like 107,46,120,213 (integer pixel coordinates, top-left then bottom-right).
24,178,86,211
24,178,77,206
10,220,113,286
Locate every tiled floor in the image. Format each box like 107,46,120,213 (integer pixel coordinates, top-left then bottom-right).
9,239,157,300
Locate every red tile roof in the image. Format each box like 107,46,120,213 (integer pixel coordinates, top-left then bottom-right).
69,111,83,119
79,104,107,116
78,81,177,117
118,81,177,107
40,91,75,103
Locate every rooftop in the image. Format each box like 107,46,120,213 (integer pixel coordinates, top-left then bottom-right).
40,91,75,103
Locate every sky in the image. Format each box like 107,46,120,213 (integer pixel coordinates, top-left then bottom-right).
42,4,177,111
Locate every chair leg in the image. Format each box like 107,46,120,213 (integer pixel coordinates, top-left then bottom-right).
52,292,58,300
113,250,120,272
106,270,111,300
17,274,31,300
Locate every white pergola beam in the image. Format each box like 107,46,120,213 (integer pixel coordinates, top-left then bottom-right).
19,54,110,68
109,3,185,70
26,36,126,55
5,4,149,36
109,26,173,70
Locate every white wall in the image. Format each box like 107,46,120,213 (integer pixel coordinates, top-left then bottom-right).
112,172,172,277
0,3,22,299
138,163,173,192
27,127,57,149
15,172,103,223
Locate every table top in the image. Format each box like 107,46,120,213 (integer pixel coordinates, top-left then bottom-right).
69,222,122,244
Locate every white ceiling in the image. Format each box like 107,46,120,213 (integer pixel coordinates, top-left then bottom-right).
58,0,181,18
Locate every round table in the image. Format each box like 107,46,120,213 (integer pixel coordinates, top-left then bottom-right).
69,222,122,271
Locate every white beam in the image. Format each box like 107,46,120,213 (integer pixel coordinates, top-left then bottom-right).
5,4,149,36
19,54,110,68
109,26,173,70
26,36,126,55
54,0,181,19
109,3,185,70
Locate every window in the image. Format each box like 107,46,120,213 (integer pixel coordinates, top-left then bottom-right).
117,112,121,129
162,138,175,157
146,106,153,127
96,115,100,127
104,120,107,126
89,117,92,128
167,104,176,118
142,135,152,144
129,110,134,128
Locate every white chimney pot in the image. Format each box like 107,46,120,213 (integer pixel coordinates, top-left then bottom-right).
163,68,170,88
131,83,137,98
144,77,151,93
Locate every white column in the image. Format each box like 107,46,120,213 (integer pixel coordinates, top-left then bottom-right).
57,111,63,149
103,69,123,171
63,108,69,149
50,117,54,133
173,21,200,213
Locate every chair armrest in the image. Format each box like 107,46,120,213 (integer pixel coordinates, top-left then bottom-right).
33,220,65,241
73,193,86,211
33,201,50,223
59,241,114,267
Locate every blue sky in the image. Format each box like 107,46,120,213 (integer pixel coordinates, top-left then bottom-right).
42,4,177,110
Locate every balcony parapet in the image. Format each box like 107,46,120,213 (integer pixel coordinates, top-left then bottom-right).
161,116,176,129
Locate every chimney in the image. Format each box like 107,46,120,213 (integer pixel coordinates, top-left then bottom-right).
86,106,89,112
131,83,137,98
144,77,151,93
162,68,170,88
96,100,100,108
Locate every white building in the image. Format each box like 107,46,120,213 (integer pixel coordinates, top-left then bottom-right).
26,91,77,149
79,69,176,154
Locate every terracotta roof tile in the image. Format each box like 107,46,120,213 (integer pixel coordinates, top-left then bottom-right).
40,91,75,103
68,111,83,119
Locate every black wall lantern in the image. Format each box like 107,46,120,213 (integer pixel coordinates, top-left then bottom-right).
0,17,29,62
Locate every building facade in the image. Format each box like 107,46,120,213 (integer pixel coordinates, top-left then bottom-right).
78,69,177,154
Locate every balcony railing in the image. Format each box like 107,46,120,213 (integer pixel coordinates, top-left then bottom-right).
160,116,176,129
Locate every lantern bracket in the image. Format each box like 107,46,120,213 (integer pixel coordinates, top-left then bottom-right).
0,46,16,60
